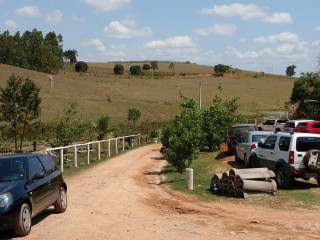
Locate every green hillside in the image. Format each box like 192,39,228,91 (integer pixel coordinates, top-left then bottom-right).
0,62,295,125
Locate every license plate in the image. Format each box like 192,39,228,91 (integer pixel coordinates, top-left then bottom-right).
305,173,318,178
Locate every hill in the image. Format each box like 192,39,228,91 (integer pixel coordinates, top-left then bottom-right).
0,62,295,125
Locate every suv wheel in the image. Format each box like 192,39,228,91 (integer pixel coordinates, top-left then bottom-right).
276,167,291,188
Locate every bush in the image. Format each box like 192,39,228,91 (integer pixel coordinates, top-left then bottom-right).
75,61,88,72
142,64,150,71
149,129,158,138
114,64,124,75
130,65,142,75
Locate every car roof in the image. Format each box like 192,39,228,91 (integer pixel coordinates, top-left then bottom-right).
270,132,320,137
287,119,313,123
0,152,47,160
248,131,272,135
231,124,256,127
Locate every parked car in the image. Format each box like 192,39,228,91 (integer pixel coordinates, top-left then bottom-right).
257,118,288,131
249,132,320,188
293,120,320,133
282,119,313,132
235,131,272,167
227,124,257,154
0,153,67,236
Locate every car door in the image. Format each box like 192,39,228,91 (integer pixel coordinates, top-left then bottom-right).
37,155,60,204
264,120,275,131
256,135,278,169
238,134,249,161
27,156,52,215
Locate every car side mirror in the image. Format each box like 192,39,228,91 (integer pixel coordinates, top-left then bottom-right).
32,171,45,180
258,142,263,148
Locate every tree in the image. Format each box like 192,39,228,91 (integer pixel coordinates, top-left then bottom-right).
214,64,230,76
286,65,296,77
142,64,150,71
290,72,320,118
75,61,88,72
150,61,158,71
64,49,78,64
129,65,141,75
95,114,116,140
127,108,141,127
0,74,41,151
160,94,201,175
54,102,85,146
169,62,175,73
114,64,124,75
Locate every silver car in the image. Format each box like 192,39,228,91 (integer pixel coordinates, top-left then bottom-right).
235,131,271,167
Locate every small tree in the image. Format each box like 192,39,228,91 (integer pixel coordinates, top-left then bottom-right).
75,61,88,72
0,74,41,151
95,114,116,140
169,62,175,73
127,108,141,127
160,94,201,175
130,65,142,75
142,64,150,71
114,64,124,75
286,65,296,77
150,61,158,71
214,64,230,76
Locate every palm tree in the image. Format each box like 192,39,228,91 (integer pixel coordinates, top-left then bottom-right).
63,49,78,64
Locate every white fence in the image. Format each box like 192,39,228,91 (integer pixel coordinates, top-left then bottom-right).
46,134,141,172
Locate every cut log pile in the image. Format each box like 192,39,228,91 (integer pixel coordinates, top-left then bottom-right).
210,168,277,199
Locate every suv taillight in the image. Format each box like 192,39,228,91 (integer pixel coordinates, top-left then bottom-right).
250,144,256,151
289,151,294,164
227,137,231,143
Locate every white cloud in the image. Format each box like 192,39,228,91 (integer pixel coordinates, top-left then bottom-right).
83,0,131,12
81,38,107,53
5,19,18,29
312,40,320,46
145,36,196,48
72,15,85,23
195,24,236,37
199,3,267,20
16,6,42,18
253,32,299,44
314,26,320,32
45,10,63,26
104,21,152,39
263,12,292,25
239,38,247,43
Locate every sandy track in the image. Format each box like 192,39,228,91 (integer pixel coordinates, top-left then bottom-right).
2,143,320,240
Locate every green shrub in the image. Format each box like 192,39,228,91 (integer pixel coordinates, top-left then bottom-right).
130,65,142,75
114,64,124,75
75,61,88,72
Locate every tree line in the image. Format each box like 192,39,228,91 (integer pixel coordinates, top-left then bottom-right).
0,29,64,73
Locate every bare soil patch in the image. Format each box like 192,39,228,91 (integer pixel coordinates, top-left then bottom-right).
2,144,320,239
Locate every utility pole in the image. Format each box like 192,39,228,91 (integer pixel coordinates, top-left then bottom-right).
199,81,202,109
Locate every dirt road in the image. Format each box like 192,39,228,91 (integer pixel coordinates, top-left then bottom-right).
2,144,320,239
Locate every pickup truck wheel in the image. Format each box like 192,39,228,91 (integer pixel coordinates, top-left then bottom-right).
276,167,291,188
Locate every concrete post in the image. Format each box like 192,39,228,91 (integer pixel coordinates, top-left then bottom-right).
87,144,90,164
108,140,110,157
122,137,125,152
60,148,64,172
98,142,101,160
74,146,77,167
115,139,118,154
186,168,193,190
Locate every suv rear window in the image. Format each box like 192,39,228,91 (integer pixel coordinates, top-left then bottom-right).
296,137,320,152
284,122,295,128
296,123,308,128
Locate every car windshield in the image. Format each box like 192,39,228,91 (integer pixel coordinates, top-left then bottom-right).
252,134,269,143
296,137,320,152
0,158,25,182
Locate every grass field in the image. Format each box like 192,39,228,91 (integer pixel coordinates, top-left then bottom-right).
164,151,320,210
0,62,295,125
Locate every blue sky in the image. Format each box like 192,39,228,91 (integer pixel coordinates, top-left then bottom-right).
1,0,320,75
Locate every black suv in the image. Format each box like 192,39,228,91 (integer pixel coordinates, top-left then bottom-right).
0,153,67,236
227,124,257,153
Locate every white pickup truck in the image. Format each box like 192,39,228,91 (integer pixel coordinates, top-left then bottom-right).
257,118,288,132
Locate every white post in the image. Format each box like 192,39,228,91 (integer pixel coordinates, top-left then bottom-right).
60,148,64,172
131,138,134,148
74,146,78,167
158,130,161,141
115,138,118,154
108,140,110,157
186,168,193,190
138,134,141,145
87,144,90,164
122,137,125,152
98,142,101,160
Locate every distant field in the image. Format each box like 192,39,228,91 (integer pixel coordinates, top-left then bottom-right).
0,62,295,125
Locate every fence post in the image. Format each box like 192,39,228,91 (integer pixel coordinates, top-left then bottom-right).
98,142,101,160
138,134,141,145
131,137,134,148
115,138,118,154
60,148,64,172
108,140,110,157
87,144,90,164
74,146,78,167
122,137,125,152
158,130,161,142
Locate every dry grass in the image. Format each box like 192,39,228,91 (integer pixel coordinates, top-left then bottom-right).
0,62,295,124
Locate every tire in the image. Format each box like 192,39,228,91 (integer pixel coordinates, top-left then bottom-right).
54,187,67,213
276,167,291,188
14,203,31,236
